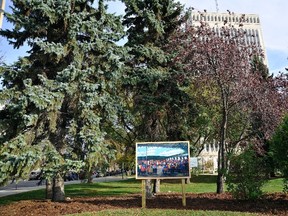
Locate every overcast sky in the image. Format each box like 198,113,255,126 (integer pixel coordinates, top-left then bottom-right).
1,0,287,73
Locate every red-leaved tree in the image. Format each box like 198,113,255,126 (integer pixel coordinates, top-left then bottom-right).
167,15,288,193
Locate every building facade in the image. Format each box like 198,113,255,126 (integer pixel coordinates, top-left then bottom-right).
190,11,268,66
198,142,219,174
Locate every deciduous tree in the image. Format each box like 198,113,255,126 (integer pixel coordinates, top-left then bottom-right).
169,15,288,193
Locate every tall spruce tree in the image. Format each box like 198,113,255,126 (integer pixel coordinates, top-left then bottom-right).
121,0,193,143
0,0,126,201
121,0,193,197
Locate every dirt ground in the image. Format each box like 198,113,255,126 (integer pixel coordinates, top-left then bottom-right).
0,192,287,216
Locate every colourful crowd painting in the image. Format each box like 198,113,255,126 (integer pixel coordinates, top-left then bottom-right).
136,141,190,179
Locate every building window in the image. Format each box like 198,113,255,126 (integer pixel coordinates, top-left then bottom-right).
215,143,218,152
206,144,209,152
211,143,214,152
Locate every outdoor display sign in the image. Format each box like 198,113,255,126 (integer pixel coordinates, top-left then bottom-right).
136,141,190,179
190,157,198,168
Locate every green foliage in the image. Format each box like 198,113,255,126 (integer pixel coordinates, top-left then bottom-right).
284,178,288,193
270,115,288,192
226,147,269,200
0,0,127,193
120,0,197,144
122,0,185,46
270,115,288,176
168,15,287,194
102,0,193,175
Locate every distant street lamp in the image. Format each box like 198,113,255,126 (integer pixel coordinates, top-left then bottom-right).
0,0,5,29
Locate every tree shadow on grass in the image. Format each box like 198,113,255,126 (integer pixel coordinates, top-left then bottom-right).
162,175,218,184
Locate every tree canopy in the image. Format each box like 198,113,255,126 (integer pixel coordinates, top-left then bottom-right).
168,15,288,193
0,0,287,201
0,0,127,201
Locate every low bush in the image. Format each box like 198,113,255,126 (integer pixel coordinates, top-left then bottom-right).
226,146,269,200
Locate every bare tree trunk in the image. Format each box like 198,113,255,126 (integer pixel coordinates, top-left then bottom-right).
52,174,65,202
46,178,52,199
217,135,226,194
153,179,160,194
216,169,225,193
145,179,154,199
217,88,228,194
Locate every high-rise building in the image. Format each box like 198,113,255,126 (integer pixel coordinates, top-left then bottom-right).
190,11,268,66
0,0,5,29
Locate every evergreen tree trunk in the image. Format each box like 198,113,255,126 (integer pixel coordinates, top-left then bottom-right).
145,179,154,199
87,170,93,184
153,179,160,194
46,178,52,199
52,174,65,202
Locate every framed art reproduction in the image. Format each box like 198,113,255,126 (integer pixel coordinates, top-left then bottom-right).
136,141,190,179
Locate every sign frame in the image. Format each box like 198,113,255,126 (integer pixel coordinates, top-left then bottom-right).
136,141,191,180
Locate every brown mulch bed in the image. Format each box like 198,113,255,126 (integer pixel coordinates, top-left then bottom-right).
0,193,287,216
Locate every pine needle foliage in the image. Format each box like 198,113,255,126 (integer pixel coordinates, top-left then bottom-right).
121,0,195,143
0,0,127,192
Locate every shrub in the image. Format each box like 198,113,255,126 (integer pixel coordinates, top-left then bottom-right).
284,179,288,193
269,115,288,193
226,146,269,200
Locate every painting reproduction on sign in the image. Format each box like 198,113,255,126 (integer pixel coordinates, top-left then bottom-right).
136,141,190,179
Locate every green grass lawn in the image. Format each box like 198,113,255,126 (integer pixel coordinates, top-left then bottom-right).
0,175,284,205
262,177,285,193
64,176,219,197
0,175,285,216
